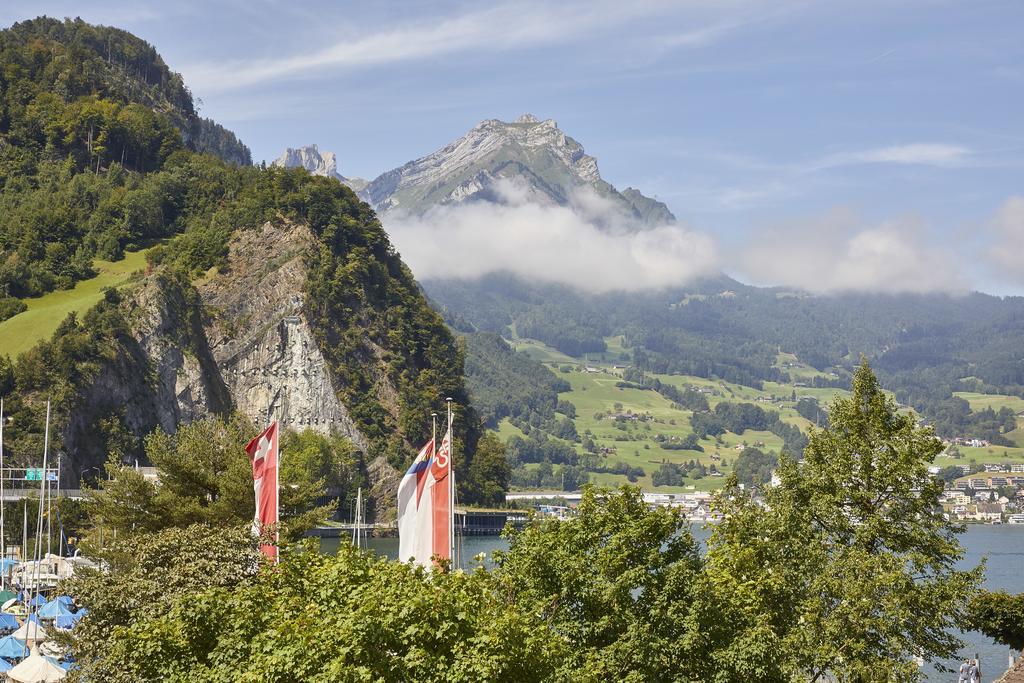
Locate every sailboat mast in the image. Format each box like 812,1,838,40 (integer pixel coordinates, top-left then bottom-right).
32,400,50,608
46,462,52,557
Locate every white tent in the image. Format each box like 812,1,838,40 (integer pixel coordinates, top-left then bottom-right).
5,647,66,682
11,617,46,645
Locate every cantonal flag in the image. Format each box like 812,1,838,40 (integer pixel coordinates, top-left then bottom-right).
429,424,452,563
397,439,434,565
245,421,279,561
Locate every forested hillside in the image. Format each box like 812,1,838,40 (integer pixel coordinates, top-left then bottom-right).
425,273,1024,440
0,17,503,508
0,18,251,305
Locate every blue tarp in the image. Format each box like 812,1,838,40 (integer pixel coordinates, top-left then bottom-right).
0,613,18,630
0,559,17,573
16,592,45,608
38,599,73,619
54,611,83,630
0,635,26,659
55,596,73,608
0,657,12,672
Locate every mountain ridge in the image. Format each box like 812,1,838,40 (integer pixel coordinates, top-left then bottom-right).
275,114,675,226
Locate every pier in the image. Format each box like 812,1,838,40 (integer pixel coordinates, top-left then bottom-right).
307,509,530,538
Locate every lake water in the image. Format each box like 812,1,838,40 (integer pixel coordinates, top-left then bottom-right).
321,524,1024,681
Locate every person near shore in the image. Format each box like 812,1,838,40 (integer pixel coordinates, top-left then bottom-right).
968,658,981,683
958,659,970,683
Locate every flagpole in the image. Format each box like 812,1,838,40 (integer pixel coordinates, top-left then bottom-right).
274,421,280,565
446,398,454,566
0,398,5,590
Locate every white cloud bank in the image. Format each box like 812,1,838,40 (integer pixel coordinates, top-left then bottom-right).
384,181,1016,296
384,182,719,293
736,209,969,294
990,196,1024,285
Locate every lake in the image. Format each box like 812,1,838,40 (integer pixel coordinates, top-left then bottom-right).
321,524,1024,681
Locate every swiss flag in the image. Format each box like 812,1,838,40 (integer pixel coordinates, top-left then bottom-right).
245,422,279,561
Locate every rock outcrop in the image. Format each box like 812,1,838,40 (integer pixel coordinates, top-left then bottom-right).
197,220,368,451
272,145,367,193
59,220,372,484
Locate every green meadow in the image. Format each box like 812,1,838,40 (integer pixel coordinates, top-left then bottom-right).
952,391,1024,414
500,335,1024,492
0,246,154,359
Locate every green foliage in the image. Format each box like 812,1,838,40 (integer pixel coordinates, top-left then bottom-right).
188,117,251,166
0,15,504,515
794,396,828,427
0,296,26,321
66,536,562,683
83,415,354,543
462,331,568,427
0,17,253,299
496,487,704,680
427,273,1024,437
280,428,364,524
58,524,260,682
732,446,777,490
62,471,983,680
691,401,807,456
704,360,982,681
464,432,511,506
967,590,1024,651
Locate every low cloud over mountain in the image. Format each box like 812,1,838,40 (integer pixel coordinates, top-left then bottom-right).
385,180,718,293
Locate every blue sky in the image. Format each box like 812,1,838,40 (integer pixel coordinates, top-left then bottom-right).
3,1,1022,294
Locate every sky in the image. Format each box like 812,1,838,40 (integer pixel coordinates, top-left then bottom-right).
3,0,1022,295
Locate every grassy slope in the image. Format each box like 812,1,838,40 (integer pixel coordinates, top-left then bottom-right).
0,247,154,359
502,338,1024,491
952,391,1024,414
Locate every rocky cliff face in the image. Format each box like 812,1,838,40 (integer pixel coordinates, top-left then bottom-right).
272,145,367,193
59,219,373,485
196,220,369,451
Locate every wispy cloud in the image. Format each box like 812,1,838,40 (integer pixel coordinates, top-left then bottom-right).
644,141,979,211
813,143,973,169
182,0,747,93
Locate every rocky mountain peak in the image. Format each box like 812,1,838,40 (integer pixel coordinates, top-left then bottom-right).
272,144,367,192
279,115,675,227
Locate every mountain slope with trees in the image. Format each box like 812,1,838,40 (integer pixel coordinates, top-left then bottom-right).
0,17,503,511
425,273,1024,443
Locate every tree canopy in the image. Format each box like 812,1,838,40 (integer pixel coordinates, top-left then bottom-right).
61,363,986,681
82,414,359,544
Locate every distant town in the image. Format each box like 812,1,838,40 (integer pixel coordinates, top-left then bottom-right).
512,459,1024,527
